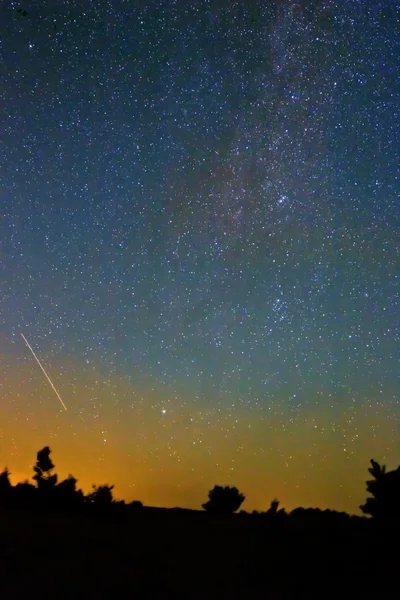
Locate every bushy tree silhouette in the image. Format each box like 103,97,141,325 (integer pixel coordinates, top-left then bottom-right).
56,474,78,495
54,475,84,509
33,446,58,490
360,458,400,520
202,485,245,514
87,484,114,507
13,481,37,508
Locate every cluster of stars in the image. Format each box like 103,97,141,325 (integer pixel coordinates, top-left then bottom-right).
0,1,398,512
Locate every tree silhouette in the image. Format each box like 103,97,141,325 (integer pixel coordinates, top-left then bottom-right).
202,485,245,514
0,468,11,491
13,481,37,508
54,475,84,509
33,446,58,491
0,468,12,506
87,484,114,507
267,498,280,515
265,498,287,518
360,458,400,520
56,475,78,495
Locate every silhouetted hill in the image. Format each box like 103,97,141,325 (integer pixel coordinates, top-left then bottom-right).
1,449,399,597
0,505,398,599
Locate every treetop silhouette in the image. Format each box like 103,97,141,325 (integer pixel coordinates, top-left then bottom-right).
87,484,115,507
33,446,58,490
360,458,400,520
202,485,245,514
0,468,12,491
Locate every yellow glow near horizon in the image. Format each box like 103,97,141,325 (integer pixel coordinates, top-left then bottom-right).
1,353,397,514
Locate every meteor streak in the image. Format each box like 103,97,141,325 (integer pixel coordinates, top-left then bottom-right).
21,333,67,411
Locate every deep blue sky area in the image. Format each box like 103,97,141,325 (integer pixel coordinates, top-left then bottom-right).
0,1,398,511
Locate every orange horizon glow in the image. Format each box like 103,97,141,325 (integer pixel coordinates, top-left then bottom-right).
1,351,397,515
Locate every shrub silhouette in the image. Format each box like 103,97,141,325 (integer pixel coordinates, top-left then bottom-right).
360,458,400,520
33,446,58,491
289,507,351,527
202,485,245,514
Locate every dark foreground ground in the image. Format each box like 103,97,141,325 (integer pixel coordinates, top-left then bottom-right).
0,507,398,599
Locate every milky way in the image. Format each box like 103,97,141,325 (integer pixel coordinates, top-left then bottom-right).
0,1,398,512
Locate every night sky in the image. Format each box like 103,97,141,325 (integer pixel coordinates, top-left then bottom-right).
1,0,398,513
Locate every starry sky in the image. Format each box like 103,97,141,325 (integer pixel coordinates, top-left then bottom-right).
0,0,399,513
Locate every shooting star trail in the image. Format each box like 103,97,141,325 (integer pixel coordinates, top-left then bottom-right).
21,333,67,411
